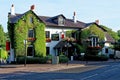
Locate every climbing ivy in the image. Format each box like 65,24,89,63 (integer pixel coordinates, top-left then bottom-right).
81,24,105,41
8,10,46,57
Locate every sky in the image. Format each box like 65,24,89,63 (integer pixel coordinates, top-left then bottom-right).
0,0,120,32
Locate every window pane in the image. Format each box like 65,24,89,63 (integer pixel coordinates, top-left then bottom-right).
28,29,34,37
46,31,50,38
51,34,59,41
30,17,33,23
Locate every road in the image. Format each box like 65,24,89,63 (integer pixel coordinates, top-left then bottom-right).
0,61,120,80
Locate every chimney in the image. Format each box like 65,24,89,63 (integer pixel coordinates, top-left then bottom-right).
30,5,35,11
10,4,15,15
73,12,77,23
95,20,99,25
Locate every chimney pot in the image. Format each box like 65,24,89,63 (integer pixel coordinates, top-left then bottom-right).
95,20,99,25
73,11,77,23
31,5,35,11
10,4,15,15
74,12,76,16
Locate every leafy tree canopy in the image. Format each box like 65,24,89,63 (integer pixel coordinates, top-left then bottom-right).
0,25,5,48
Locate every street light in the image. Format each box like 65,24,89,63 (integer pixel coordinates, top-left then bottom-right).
23,39,27,67
65,40,70,65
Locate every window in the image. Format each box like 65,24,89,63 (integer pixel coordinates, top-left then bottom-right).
28,29,34,38
30,17,33,23
58,16,64,26
46,31,50,38
51,34,59,41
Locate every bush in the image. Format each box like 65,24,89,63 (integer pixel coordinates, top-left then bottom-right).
84,54,108,61
46,54,52,64
109,54,114,59
39,57,47,64
46,54,52,60
59,54,69,63
16,57,47,64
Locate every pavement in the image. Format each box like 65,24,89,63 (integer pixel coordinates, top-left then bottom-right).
0,59,119,74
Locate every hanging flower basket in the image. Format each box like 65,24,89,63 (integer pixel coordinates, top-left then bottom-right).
63,37,76,42
27,37,36,41
88,46,102,49
46,38,51,42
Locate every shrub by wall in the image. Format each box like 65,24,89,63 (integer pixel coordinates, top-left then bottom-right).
59,54,69,63
17,56,47,64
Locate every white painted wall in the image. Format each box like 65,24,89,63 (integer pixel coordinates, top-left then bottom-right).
45,27,78,55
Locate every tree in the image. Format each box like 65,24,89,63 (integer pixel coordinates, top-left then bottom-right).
117,30,120,37
0,25,5,48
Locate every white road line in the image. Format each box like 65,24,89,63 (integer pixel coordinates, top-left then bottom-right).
104,68,118,73
81,74,98,80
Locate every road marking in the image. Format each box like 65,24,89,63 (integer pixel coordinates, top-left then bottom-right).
104,68,118,73
81,74,98,80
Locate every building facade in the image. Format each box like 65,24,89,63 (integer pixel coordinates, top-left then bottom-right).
7,5,115,62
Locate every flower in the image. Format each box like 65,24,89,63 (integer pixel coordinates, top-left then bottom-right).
63,37,76,42
46,38,51,42
88,46,102,49
27,37,36,41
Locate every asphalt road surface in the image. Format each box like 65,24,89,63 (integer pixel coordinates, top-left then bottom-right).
0,62,120,80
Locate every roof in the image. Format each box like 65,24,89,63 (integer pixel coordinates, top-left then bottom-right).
9,10,42,23
84,22,107,32
39,15,86,28
9,13,24,23
54,41,74,49
105,32,115,43
9,10,86,28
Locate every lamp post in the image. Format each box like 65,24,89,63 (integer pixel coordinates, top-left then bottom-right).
66,40,69,65
24,39,27,67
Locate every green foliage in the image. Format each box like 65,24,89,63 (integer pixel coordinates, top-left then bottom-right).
101,25,120,40
86,46,101,55
74,44,85,54
84,54,108,61
117,30,120,37
16,56,47,64
81,24,105,41
0,48,8,60
66,30,77,38
59,54,68,63
46,54,52,60
34,22,46,57
0,25,6,49
8,10,46,57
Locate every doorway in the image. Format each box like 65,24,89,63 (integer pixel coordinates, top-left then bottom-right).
27,46,34,56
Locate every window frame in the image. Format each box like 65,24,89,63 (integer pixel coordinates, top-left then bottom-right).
51,34,59,41
30,17,33,23
46,31,50,38
28,29,34,38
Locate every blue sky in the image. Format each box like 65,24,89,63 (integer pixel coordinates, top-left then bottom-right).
0,0,120,32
